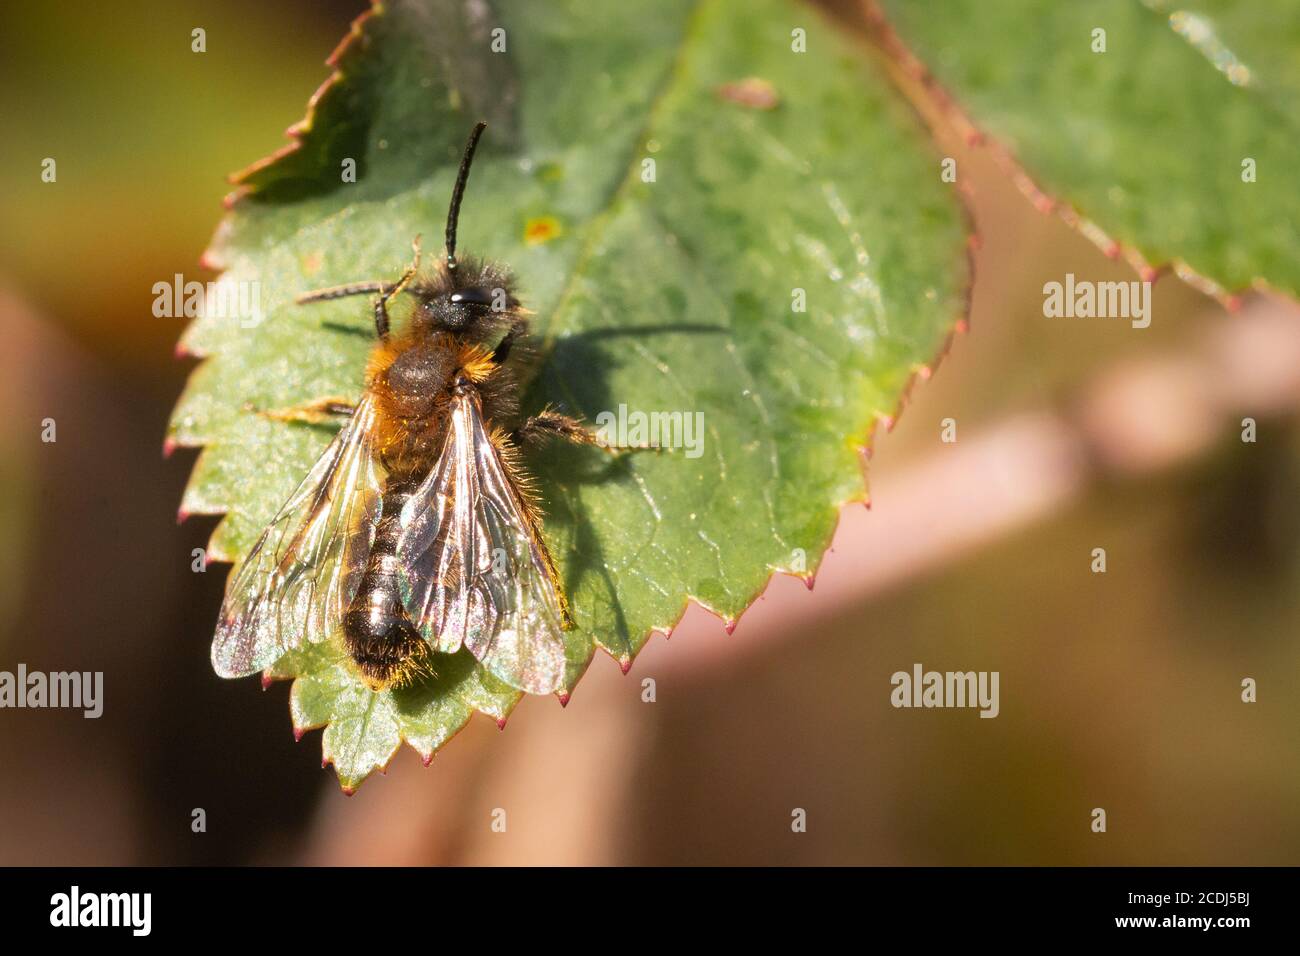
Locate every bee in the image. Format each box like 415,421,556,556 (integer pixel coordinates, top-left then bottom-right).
212,122,607,696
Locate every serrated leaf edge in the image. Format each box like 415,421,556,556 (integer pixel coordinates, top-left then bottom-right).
860,0,1294,310
173,0,977,791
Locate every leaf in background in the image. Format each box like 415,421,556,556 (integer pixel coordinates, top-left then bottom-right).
872,0,1300,303
171,0,970,790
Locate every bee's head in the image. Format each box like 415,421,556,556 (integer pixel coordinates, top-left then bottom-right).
412,263,520,333
409,122,523,335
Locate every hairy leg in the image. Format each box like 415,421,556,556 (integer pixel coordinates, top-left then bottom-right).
245,396,356,426
491,314,531,365
296,236,422,339
513,408,664,455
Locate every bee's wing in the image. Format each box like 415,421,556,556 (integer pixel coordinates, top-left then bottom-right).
211,395,383,678
397,390,567,695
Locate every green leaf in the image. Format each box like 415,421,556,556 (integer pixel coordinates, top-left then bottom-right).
283,645,515,791
874,0,1300,302
171,0,969,789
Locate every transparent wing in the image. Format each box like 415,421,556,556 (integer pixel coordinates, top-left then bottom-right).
397,390,567,695
211,395,383,678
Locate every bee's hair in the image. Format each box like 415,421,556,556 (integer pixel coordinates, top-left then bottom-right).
408,254,515,299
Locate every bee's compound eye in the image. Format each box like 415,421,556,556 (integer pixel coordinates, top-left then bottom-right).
449,286,496,308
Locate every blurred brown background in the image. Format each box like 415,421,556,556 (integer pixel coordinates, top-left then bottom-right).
0,0,1297,865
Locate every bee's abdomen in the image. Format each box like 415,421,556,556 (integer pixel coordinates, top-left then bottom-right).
344,485,426,689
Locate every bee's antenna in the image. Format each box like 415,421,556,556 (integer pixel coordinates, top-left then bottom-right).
446,121,487,272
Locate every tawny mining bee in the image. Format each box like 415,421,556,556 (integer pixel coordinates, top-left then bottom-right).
213,123,615,696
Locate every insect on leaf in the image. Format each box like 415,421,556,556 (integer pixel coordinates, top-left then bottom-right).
170,0,971,790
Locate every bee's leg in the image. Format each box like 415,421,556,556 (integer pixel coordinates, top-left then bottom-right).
513,408,665,456
491,314,530,365
373,236,422,339
299,278,401,339
372,296,393,340
245,396,356,425
296,235,422,340
296,281,388,305
514,410,595,447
